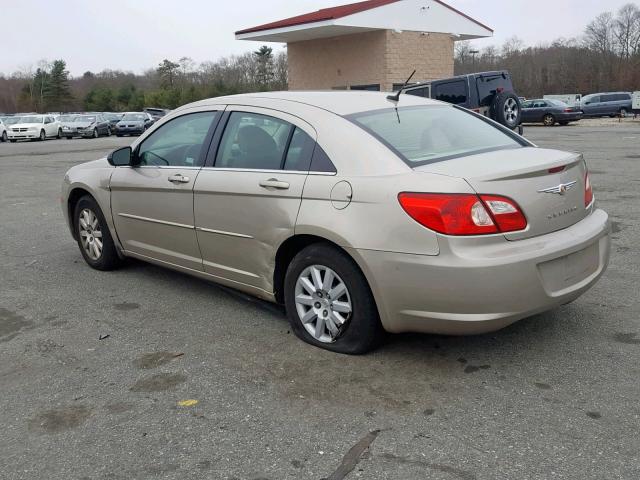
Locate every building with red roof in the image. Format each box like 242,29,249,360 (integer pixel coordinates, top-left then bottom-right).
236,0,492,91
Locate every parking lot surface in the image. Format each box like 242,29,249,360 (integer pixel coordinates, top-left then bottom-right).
1,126,639,480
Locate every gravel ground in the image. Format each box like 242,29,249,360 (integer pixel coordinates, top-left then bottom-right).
0,126,638,480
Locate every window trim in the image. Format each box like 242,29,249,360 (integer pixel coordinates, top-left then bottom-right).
133,110,221,168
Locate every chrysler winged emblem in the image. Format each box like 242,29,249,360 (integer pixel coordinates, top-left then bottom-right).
538,180,577,196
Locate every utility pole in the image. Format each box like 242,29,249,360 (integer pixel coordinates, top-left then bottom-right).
470,50,479,71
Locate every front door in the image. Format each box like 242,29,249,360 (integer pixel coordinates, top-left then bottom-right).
193,107,317,292
110,110,220,271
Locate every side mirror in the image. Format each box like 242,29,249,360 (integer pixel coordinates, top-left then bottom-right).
108,146,133,166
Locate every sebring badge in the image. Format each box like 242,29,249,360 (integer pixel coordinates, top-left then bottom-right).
537,180,577,196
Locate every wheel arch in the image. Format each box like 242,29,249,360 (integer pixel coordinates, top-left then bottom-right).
67,187,95,240
273,233,376,309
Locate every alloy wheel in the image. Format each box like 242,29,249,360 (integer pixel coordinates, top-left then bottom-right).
78,208,103,260
294,265,352,343
543,114,554,126
503,98,519,125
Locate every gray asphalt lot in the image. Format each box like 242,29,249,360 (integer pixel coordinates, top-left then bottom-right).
1,124,639,480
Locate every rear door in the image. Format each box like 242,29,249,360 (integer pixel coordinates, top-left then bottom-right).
110,109,220,270
193,107,316,292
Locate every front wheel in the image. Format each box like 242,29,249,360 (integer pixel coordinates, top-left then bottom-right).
543,114,555,126
57,128,62,139
284,244,382,354
39,129,46,141
74,196,122,271
92,128,98,139
1,131,7,142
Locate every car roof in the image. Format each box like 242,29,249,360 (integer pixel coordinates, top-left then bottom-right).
180,91,440,116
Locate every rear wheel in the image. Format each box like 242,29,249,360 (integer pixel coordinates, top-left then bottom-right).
284,244,382,354
74,196,122,271
543,114,555,126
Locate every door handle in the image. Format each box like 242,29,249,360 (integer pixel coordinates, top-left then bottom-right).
259,178,290,190
168,173,190,184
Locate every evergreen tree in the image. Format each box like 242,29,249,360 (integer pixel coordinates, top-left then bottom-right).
44,60,72,111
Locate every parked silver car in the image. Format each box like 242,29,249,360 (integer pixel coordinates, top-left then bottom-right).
61,92,610,353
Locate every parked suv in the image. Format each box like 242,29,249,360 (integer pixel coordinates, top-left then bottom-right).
402,71,522,130
580,92,632,117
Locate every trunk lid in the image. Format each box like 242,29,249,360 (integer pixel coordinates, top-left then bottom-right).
414,147,589,240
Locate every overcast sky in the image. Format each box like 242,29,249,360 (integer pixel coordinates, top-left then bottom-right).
1,0,634,76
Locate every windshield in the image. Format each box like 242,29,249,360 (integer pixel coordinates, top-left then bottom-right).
104,113,122,120
122,114,146,121
19,116,44,124
59,115,77,122
5,117,22,125
75,115,97,123
347,105,525,166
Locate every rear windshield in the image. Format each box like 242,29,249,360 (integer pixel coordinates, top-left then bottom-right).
347,105,525,166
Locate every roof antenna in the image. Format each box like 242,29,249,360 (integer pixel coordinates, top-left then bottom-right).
386,70,416,103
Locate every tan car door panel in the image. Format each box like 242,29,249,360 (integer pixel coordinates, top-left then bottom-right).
193,106,316,292
109,109,222,271
110,166,203,270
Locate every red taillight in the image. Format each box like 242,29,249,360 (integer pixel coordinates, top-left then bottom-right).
564,108,572,112
584,171,593,207
398,193,527,236
479,195,528,232
548,165,566,174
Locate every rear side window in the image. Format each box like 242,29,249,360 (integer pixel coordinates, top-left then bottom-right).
283,127,315,171
433,81,467,105
405,87,430,98
347,105,524,167
216,112,292,170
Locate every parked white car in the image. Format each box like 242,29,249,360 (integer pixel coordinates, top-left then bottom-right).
7,115,61,142
0,119,8,142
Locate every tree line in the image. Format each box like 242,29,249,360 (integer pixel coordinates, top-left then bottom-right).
455,3,640,97
1,4,639,113
0,46,287,113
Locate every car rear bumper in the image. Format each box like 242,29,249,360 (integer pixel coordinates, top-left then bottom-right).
354,208,610,335
557,112,582,121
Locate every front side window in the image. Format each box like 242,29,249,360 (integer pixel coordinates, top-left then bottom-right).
215,112,293,170
138,111,217,167
347,105,525,167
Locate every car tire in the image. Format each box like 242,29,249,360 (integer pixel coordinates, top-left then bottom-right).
543,114,555,126
491,91,521,129
92,128,98,139
106,127,112,137
74,196,122,271
620,108,628,117
284,243,383,354
39,129,46,141
57,128,62,139
1,131,7,142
